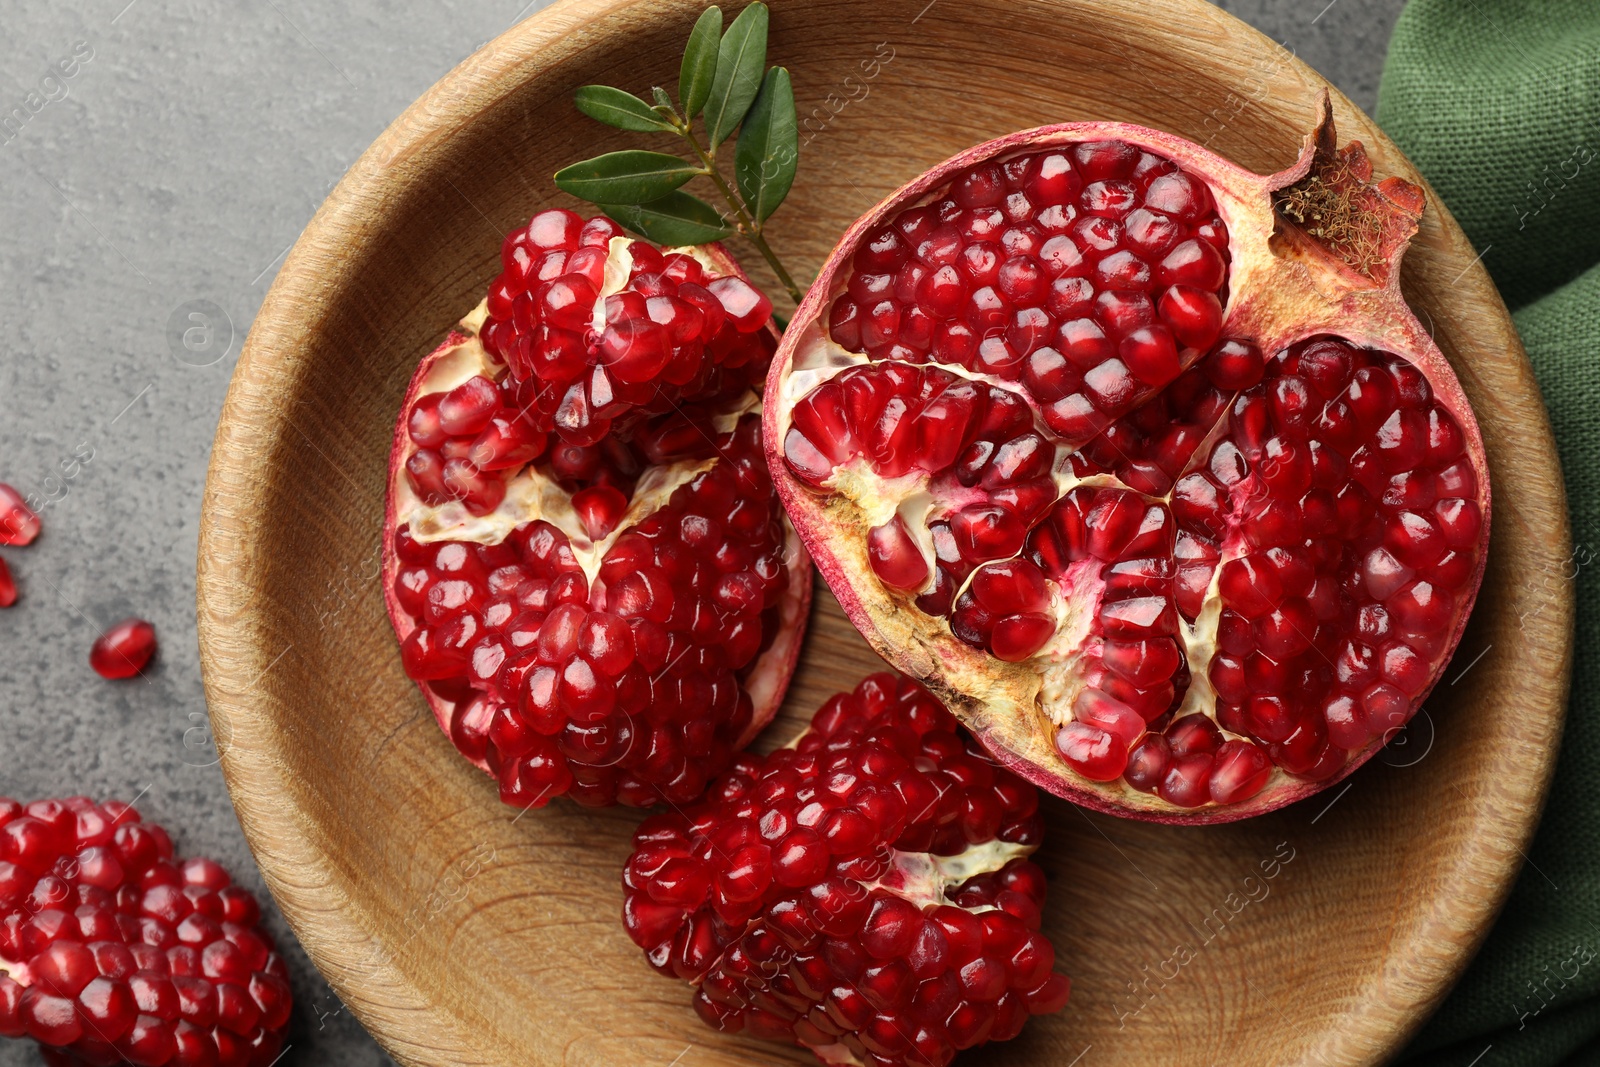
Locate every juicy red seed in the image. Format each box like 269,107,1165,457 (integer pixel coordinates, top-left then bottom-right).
1165,714,1222,756
90,619,158,680
1209,741,1273,804
0,484,41,546
1123,735,1170,793
572,485,629,540
0,557,16,608
1056,721,1125,781
1203,339,1265,390
789,327,1483,812
438,375,500,436
477,215,776,444
621,674,1066,1060
1159,753,1214,807
868,517,931,592
395,411,791,810
706,276,774,332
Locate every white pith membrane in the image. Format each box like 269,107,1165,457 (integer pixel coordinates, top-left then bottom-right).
386,233,810,759
766,106,1490,821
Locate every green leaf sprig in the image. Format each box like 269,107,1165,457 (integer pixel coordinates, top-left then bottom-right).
555,3,804,306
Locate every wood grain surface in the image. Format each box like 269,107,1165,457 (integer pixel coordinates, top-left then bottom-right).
195,0,1575,1064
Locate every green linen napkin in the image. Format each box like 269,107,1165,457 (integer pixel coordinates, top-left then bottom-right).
1378,1,1600,1063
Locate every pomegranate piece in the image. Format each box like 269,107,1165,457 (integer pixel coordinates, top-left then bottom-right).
0,797,291,1064
89,619,158,679
384,213,811,810
0,558,15,607
623,673,1069,1066
766,96,1490,823
0,485,39,547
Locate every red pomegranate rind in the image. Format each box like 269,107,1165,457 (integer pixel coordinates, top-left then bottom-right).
383,219,811,810
0,798,291,1065
765,96,1489,824
623,673,1069,1067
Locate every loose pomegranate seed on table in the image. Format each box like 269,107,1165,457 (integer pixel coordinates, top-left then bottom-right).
0,798,291,1065
0,484,40,547
768,100,1490,822
384,210,811,810
0,558,16,608
624,673,1069,1067
89,619,158,680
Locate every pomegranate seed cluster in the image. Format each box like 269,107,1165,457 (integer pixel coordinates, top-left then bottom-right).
396,415,793,808
405,370,550,516
623,673,1069,1067
478,209,777,447
784,329,1481,808
827,142,1230,446
0,798,290,1066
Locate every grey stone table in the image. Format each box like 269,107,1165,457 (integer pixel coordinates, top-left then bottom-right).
0,0,1402,1062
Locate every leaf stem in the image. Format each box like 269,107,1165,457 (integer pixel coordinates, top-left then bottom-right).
678,126,805,306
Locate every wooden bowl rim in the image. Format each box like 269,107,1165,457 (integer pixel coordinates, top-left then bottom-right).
196,0,1577,1062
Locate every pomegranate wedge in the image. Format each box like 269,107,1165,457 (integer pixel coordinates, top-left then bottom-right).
384,211,811,810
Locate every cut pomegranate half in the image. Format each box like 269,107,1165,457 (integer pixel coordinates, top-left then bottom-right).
623,673,1068,1066
765,97,1489,823
383,211,812,809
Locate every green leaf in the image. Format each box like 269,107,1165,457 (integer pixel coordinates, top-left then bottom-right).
601,191,734,245
734,66,797,223
704,2,768,149
553,150,701,205
678,7,722,120
573,85,678,133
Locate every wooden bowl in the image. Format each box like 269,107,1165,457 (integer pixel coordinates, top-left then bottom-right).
196,0,1575,1063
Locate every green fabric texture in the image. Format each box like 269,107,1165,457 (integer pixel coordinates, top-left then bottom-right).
1378,1,1600,1064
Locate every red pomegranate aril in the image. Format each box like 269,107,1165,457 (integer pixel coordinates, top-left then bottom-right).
769,102,1488,823
990,614,1054,662
0,485,40,546
90,619,158,680
624,674,1067,1064
1120,325,1181,385
469,414,547,471
0,558,15,608
1157,286,1224,350
868,517,930,592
